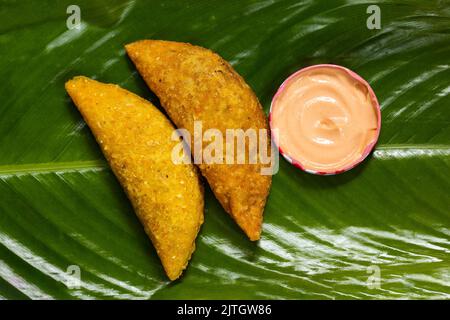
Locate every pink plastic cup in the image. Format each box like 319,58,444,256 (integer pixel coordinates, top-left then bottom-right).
269,64,381,175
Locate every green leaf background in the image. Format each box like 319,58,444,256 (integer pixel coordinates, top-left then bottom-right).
0,0,449,299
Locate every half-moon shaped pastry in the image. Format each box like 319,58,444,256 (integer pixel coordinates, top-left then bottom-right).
126,40,272,241
65,76,203,280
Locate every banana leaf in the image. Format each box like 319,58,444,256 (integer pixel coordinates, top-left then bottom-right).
0,0,449,299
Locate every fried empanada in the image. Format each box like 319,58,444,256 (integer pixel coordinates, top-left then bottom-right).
126,40,271,241
65,76,203,280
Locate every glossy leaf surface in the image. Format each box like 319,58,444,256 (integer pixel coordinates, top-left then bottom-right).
0,0,449,299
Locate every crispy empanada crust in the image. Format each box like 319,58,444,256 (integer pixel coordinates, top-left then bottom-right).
66,76,203,280
126,40,271,241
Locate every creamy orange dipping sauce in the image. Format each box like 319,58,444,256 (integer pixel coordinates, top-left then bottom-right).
270,65,380,174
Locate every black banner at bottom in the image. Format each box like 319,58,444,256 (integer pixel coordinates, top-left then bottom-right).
0,299,442,318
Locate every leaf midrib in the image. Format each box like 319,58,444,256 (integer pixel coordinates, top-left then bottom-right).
0,160,108,177
0,144,448,177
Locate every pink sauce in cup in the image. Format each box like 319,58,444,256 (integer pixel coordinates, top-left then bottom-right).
270,64,381,175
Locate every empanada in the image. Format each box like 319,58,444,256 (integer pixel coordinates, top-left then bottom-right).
126,40,272,241
65,76,203,280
